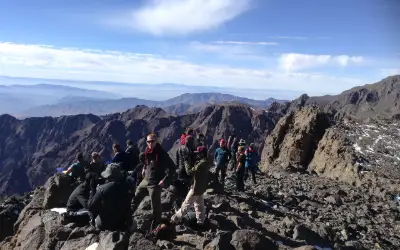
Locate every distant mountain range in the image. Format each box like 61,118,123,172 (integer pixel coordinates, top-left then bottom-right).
19,92,287,117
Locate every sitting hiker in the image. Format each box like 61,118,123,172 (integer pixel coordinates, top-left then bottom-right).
214,139,230,185
66,173,91,212
244,143,259,185
130,153,146,189
126,139,140,171
235,146,246,192
62,152,89,182
88,163,134,231
171,146,209,228
131,133,175,225
111,143,129,172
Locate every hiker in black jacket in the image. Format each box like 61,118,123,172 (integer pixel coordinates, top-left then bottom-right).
111,143,129,172
131,134,175,224
67,173,91,212
174,135,196,211
125,139,140,171
88,163,134,231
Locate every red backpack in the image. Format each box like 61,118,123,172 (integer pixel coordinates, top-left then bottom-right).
180,133,186,145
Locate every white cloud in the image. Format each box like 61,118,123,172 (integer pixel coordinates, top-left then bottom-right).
0,42,369,94
117,0,252,36
279,53,364,71
213,41,278,46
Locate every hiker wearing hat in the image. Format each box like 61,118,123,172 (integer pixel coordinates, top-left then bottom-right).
88,163,134,231
131,133,175,225
244,143,259,185
214,139,230,186
171,146,209,228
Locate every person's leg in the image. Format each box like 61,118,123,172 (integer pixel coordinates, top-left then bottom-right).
131,179,149,213
148,185,162,224
221,165,226,184
239,171,245,191
251,168,257,184
193,194,206,225
171,189,196,223
215,167,220,182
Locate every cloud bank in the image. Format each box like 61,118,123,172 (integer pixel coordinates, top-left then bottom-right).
0,42,370,94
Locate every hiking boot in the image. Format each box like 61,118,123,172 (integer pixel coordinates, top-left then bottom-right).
170,214,182,224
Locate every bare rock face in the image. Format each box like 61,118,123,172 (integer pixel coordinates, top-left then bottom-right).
308,127,359,183
261,106,332,171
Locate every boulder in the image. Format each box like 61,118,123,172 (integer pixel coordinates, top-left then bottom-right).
204,231,234,250
230,229,277,250
129,232,160,250
97,231,129,250
42,174,77,209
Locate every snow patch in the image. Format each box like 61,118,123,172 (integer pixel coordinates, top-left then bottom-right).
353,143,363,154
50,208,67,214
85,243,99,250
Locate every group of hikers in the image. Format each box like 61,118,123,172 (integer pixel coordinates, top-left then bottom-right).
60,128,260,235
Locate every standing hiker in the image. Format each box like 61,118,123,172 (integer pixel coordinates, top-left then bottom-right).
131,133,175,225
214,139,230,186
125,139,140,172
235,146,246,192
244,143,259,185
171,146,209,228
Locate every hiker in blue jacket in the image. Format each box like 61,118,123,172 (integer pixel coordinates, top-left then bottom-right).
214,139,230,185
244,143,259,185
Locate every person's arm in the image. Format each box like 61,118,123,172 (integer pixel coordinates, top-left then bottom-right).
236,155,243,172
62,164,74,175
159,150,176,186
214,149,218,163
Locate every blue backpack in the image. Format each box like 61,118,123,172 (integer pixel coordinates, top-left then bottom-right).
245,149,257,168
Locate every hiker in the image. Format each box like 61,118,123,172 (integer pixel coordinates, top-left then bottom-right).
111,143,129,172
131,133,175,225
235,146,246,192
229,137,239,171
171,146,209,228
130,153,145,189
174,135,196,211
126,139,140,171
86,152,106,198
62,152,89,182
66,173,91,212
88,163,134,231
196,133,206,148
180,127,194,145
214,139,230,185
239,138,247,147
244,143,259,185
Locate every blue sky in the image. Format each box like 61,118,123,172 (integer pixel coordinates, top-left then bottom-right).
0,0,399,95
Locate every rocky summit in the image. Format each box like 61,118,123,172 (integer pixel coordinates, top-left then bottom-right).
1,76,400,249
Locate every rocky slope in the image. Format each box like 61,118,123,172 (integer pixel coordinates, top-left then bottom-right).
305,75,400,119
261,105,400,194
0,104,279,197
1,166,399,250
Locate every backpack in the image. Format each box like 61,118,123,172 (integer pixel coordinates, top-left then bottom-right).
180,133,186,145
245,149,257,168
